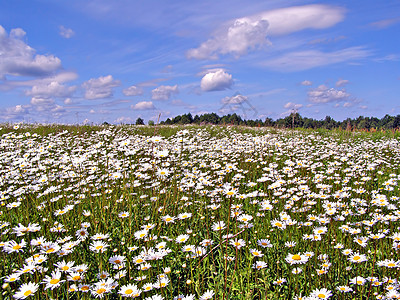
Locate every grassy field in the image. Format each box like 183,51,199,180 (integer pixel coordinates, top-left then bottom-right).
1,124,400,299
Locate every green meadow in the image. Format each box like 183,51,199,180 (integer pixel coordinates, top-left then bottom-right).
1,124,399,300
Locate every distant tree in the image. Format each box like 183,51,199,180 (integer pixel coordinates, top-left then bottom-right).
135,117,144,125
148,120,155,126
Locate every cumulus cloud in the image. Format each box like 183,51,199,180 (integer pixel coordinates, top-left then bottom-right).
222,94,248,104
187,19,269,59
201,70,233,92
284,102,303,109
115,116,134,124
0,25,62,78
132,101,155,110
336,79,349,87
187,4,344,60
26,81,76,98
262,47,371,71
82,75,121,99
59,26,75,38
151,85,178,100
307,85,352,104
123,85,143,96
301,80,312,86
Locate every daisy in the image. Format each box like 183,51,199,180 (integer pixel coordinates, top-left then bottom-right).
252,261,268,269
273,278,286,285
55,260,75,272
176,234,190,243
142,283,154,292
118,284,141,298
257,239,273,248
309,288,332,299
89,241,109,253
348,253,368,263
230,239,246,249
4,273,21,283
134,229,148,240
336,285,353,293
249,248,264,257
350,276,366,285
4,239,26,253
199,290,215,300
79,283,91,292
211,221,226,231
285,253,308,265
42,270,64,290
13,282,39,299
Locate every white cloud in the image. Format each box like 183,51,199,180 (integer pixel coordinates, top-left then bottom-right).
284,102,303,109
123,85,143,96
369,17,400,29
59,26,75,38
262,47,371,71
132,101,155,110
187,19,269,59
187,4,345,60
255,5,345,36
0,25,62,78
82,75,121,99
222,94,248,104
301,80,312,86
151,85,178,100
201,70,233,92
26,81,76,98
308,85,352,104
336,79,349,87
30,97,55,106
115,116,134,124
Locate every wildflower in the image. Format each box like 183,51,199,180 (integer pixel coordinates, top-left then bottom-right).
199,290,215,300
348,253,368,263
42,270,64,290
211,221,226,231
273,278,286,285
90,241,109,253
252,261,268,269
118,284,141,298
153,277,170,289
142,283,153,292
230,239,246,249
3,239,26,253
336,286,353,293
285,253,308,265
79,283,91,292
119,211,130,218
176,234,190,243
4,273,21,283
249,248,264,257
309,288,332,299
257,239,273,248
350,276,366,285
292,267,302,274
55,260,75,272
13,282,39,299
161,215,176,223
271,219,286,230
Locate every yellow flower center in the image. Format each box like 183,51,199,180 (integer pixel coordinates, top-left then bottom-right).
50,279,60,285
115,260,121,264
72,276,81,281
62,266,69,271
97,288,106,294
46,248,55,253
318,294,326,299
353,256,360,261
24,290,32,296
82,286,89,291
96,246,103,250
125,289,133,294
292,254,301,260
388,263,395,267
13,245,22,250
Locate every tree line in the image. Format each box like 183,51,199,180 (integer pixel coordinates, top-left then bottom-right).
133,113,400,130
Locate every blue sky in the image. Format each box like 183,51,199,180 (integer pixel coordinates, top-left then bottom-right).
0,0,399,124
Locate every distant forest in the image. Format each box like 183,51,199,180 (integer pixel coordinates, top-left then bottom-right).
135,113,400,130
